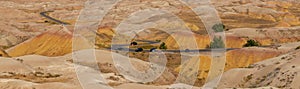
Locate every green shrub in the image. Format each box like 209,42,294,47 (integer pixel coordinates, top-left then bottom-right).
159,42,167,49
243,39,261,47
210,36,225,48
212,23,225,32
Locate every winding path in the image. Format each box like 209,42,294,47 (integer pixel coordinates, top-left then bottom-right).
40,11,70,25
40,11,72,34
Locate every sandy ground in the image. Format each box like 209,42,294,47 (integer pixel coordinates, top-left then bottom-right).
0,49,178,89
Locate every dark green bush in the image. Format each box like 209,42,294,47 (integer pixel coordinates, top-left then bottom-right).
243,39,261,47
159,42,167,49
212,23,225,32
210,36,225,48
130,42,138,45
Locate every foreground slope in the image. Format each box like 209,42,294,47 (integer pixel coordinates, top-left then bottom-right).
216,45,300,88
0,49,178,89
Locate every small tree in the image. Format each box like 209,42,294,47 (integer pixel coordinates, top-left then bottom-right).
135,48,143,52
212,23,225,32
210,36,225,48
130,42,138,46
159,42,167,49
244,39,261,47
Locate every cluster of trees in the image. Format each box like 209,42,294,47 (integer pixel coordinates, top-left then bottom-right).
131,39,262,52
132,41,167,52
208,37,262,48
208,23,226,49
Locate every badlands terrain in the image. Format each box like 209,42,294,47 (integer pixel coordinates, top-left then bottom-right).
0,0,300,89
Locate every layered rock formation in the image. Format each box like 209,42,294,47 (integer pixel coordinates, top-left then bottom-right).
0,0,84,48
1,0,300,88
165,26,300,49
1,0,300,51
231,27,300,45
216,48,300,88
175,47,285,85
215,0,300,28
7,30,72,57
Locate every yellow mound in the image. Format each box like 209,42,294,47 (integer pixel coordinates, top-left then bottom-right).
7,31,72,57
175,48,284,80
6,26,131,57
165,32,210,49
95,26,115,47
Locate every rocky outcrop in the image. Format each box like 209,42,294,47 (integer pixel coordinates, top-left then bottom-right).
0,48,9,57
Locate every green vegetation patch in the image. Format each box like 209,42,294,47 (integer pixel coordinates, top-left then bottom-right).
243,39,261,47
212,23,225,32
209,36,225,48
